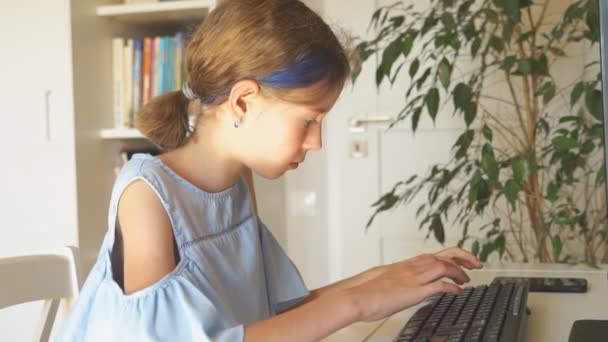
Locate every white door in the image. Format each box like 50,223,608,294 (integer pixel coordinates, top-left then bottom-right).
0,1,78,341
323,0,466,282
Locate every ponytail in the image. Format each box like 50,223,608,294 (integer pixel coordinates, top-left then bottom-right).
136,90,192,151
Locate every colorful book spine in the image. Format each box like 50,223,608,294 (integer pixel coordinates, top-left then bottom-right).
142,37,151,106
123,39,133,128
153,36,161,98
174,32,184,90
132,39,143,125
112,38,125,128
112,33,187,128
166,36,174,94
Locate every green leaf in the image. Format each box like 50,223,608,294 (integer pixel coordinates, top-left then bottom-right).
494,0,520,22
585,88,603,121
501,55,517,72
389,15,405,29
412,107,423,131
586,0,600,42
570,82,585,107
552,235,563,259
438,58,452,89
542,82,556,105
431,215,445,244
483,124,493,141
597,165,606,185
580,140,595,154
452,83,472,111
504,179,520,208
564,3,583,22
421,16,438,35
471,38,482,57
440,12,456,30
516,58,532,75
512,158,530,185
489,35,504,52
471,240,480,256
409,58,420,78
479,242,495,262
517,31,534,43
502,20,515,41
464,102,477,126
426,87,440,121
454,130,475,159
552,136,577,151
378,37,405,85
416,68,432,90
547,182,559,202
495,235,506,258
533,54,550,76
402,33,415,57
481,144,499,182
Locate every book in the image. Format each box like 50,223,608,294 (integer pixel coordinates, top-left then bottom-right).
174,32,184,90
112,38,125,128
132,39,143,124
123,39,133,128
153,36,161,97
142,37,152,106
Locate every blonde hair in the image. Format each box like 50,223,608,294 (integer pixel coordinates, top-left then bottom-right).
136,0,350,150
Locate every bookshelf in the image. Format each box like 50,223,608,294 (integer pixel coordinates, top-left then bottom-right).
98,0,216,140
96,0,215,24
100,128,145,139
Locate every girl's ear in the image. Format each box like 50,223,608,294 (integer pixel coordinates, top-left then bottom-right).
227,80,261,122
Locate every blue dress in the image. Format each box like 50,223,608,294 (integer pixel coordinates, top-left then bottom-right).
55,154,310,341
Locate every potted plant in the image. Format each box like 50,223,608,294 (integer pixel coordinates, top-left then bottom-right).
354,0,606,264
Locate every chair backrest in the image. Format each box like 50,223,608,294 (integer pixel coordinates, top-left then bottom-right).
0,246,82,342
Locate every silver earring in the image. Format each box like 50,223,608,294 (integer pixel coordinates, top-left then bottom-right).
234,118,242,128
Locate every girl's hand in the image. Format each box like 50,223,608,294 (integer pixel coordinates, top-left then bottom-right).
347,247,482,322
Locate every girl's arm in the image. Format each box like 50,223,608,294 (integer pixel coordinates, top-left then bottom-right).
283,266,383,311
245,248,479,341
244,289,358,342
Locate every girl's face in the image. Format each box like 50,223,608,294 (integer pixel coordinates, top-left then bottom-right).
239,82,341,179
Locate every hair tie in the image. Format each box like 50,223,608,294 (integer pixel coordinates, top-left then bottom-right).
182,82,200,101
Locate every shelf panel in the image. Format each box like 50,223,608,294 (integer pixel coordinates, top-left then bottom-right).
96,0,215,24
100,128,145,139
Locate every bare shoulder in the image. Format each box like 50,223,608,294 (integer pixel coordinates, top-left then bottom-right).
117,179,177,294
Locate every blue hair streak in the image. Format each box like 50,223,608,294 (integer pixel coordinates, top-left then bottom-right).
200,49,337,105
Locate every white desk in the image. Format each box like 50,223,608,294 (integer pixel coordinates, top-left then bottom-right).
323,264,608,342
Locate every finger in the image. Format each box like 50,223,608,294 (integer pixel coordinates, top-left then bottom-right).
436,247,483,269
418,256,470,285
436,256,471,283
421,280,464,299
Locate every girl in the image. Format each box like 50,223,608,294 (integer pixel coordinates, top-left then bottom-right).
57,0,482,340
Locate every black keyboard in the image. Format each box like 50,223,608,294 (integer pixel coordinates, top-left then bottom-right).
394,280,529,342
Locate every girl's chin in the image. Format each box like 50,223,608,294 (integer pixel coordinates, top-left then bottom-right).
288,162,299,169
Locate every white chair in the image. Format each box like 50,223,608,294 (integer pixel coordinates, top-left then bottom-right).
0,246,82,342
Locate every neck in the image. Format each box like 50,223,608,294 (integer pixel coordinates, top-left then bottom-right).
159,118,244,193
